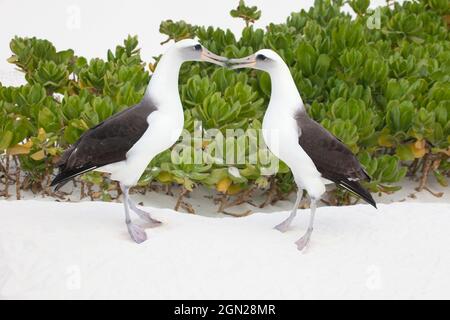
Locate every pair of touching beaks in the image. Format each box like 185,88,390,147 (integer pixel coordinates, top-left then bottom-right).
201,48,260,70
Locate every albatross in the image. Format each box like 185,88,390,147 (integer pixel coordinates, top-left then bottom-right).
51,39,227,243
228,49,376,250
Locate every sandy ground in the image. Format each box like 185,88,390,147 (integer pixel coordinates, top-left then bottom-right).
0,200,449,299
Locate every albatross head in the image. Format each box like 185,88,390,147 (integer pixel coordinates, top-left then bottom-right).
227,49,284,72
171,39,228,66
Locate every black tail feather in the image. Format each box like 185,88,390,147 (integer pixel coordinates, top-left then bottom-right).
337,179,377,208
50,166,97,191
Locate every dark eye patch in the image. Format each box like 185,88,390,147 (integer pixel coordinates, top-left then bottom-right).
194,44,202,51
256,54,267,61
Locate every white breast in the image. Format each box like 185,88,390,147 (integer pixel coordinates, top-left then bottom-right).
98,109,184,186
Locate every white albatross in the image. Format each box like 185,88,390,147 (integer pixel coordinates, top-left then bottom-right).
51,39,227,243
228,49,376,250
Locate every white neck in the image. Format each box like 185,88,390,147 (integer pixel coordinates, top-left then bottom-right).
267,62,304,115
144,49,184,112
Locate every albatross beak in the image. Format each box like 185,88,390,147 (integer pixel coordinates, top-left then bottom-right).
201,49,228,67
226,54,257,69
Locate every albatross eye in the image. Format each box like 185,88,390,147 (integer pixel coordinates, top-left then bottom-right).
194,44,202,51
256,54,267,61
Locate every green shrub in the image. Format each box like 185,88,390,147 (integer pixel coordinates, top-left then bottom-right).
1,0,449,207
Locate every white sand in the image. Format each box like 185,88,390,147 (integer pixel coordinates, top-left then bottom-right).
0,200,449,299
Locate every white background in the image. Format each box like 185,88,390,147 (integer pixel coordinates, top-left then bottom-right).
0,0,394,84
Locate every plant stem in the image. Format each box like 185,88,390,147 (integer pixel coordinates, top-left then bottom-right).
164,183,173,196
4,156,9,197
160,38,171,45
416,153,440,192
423,186,443,198
259,178,277,208
216,193,228,213
80,180,85,200
88,182,93,200
15,156,21,200
174,187,187,212
407,158,419,177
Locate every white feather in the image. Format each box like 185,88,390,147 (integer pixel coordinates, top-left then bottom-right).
261,54,326,200
95,45,185,186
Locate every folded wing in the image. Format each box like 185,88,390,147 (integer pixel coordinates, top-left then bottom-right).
51,99,156,189
296,110,376,208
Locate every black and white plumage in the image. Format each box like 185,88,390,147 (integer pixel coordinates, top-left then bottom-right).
52,98,157,189
51,39,227,243
229,49,376,250
295,110,376,207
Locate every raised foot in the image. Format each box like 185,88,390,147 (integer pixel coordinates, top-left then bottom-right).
295,228,313,251
140,213,162,228
127,222,148,244
274,220,291,233
130,203,163,227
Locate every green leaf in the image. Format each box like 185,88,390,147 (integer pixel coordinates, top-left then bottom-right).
230,0,261,26
0,131,13,150
38,107,58,132
348,0,370,16
258,72,271,97
396,144,414,161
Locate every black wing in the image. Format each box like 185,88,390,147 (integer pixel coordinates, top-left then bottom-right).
296,110,376,208
51,97,157,190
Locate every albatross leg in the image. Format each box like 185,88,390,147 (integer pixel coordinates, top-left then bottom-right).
295,198,317,251
274,189,303,233
121,184,147,244
127,198,162,227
